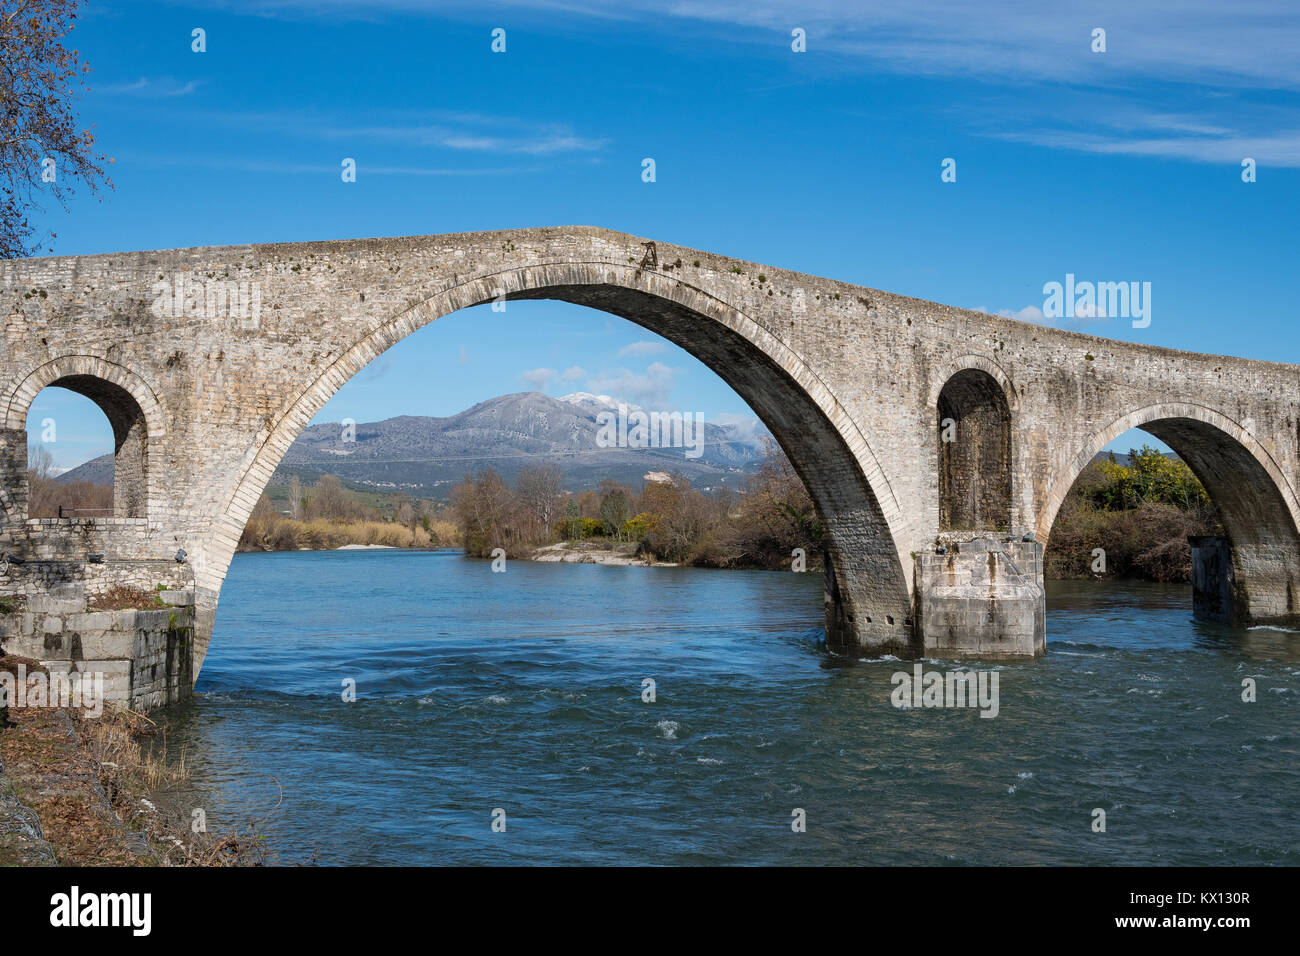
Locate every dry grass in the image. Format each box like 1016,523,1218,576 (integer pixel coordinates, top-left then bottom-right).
87,585,163,611
77,705,277,866
240,515,439,551
0,677,276,866
427,518,463,548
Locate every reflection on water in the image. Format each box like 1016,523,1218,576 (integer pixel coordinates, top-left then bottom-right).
150,551,1300,865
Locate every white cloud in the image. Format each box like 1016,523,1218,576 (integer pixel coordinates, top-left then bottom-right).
617,340,668,358
97,76,202,97
221,2,1300,89
711,413,768,448
983,303,1108,327
559,365,586,381
271,110,607,155
585,362,678,409
996,305,1048,325
214,1,1300,167
520,367,557,390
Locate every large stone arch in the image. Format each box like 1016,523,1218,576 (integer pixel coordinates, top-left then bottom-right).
198,261,915,661
2,354,166,518
1038,402,1300,624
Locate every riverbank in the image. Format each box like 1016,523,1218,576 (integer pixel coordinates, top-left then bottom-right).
0,655,271,866
238,516,449,552
529,540,678,566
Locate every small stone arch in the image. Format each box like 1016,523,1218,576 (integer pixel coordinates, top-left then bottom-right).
935,363,1014,533
2,355,165,518
927,354,1019,413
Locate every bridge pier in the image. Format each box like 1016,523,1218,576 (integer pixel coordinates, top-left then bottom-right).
0,565,195,711
1187,534,1300,627
913,538,1046,659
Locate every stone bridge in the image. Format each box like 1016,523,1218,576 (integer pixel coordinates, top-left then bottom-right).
1,226,1298,709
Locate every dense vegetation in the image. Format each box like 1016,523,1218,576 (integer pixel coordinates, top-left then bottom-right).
238,475,460,551
450,439,823,570
1044,446,1221,582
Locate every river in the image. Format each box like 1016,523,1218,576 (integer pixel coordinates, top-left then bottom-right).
151,549,1300,865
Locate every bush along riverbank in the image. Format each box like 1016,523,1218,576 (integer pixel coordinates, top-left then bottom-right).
0,653,272,866
450,439,825,572
1044,446,1222,582
452,442,1218,583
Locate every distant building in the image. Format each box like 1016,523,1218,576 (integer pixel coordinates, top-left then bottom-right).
643,471,673,485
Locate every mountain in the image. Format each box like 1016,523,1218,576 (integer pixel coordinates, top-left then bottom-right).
58,402,1170,500
54,454,113,485
56,392,767,496
269,391,766,496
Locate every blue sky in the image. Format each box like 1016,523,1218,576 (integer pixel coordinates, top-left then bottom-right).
25,0,1300,470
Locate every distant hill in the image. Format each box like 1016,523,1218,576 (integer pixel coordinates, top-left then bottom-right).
265,392,764,495
271,391,766,496
1090,449,1178,467
59,408,1172,498
54,454,113,486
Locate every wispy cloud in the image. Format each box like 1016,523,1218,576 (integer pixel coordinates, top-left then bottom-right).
203,1,1300,167
616,340,668,358
214,108,608,156
109,106,604,175
975,304,1106,328
711,412,767,448
207,2,1300,89
979,97,1300,167
520,367,558,391
116,154,539,176
95,76,203,97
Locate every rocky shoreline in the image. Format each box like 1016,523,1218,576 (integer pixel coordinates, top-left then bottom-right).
0,653,271,867
528,542,678,567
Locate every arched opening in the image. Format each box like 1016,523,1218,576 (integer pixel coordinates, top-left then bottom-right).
937,368,1012,532
23,385,116,518
200,267,915,674
1042,414,1300,628
21,376,149,518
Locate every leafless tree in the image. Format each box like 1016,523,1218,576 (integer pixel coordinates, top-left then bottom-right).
514,464,564,540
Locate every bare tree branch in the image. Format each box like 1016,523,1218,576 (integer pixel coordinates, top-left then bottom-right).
0,0,112,258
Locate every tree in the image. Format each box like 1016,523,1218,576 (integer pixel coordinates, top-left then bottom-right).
562,498,581,539
304,474,363,522
450,468,515,557
1,0,113,258
515,464,564,542
599,486,631,539
288,474,302,518
393,495,416,530
25,442,57,515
